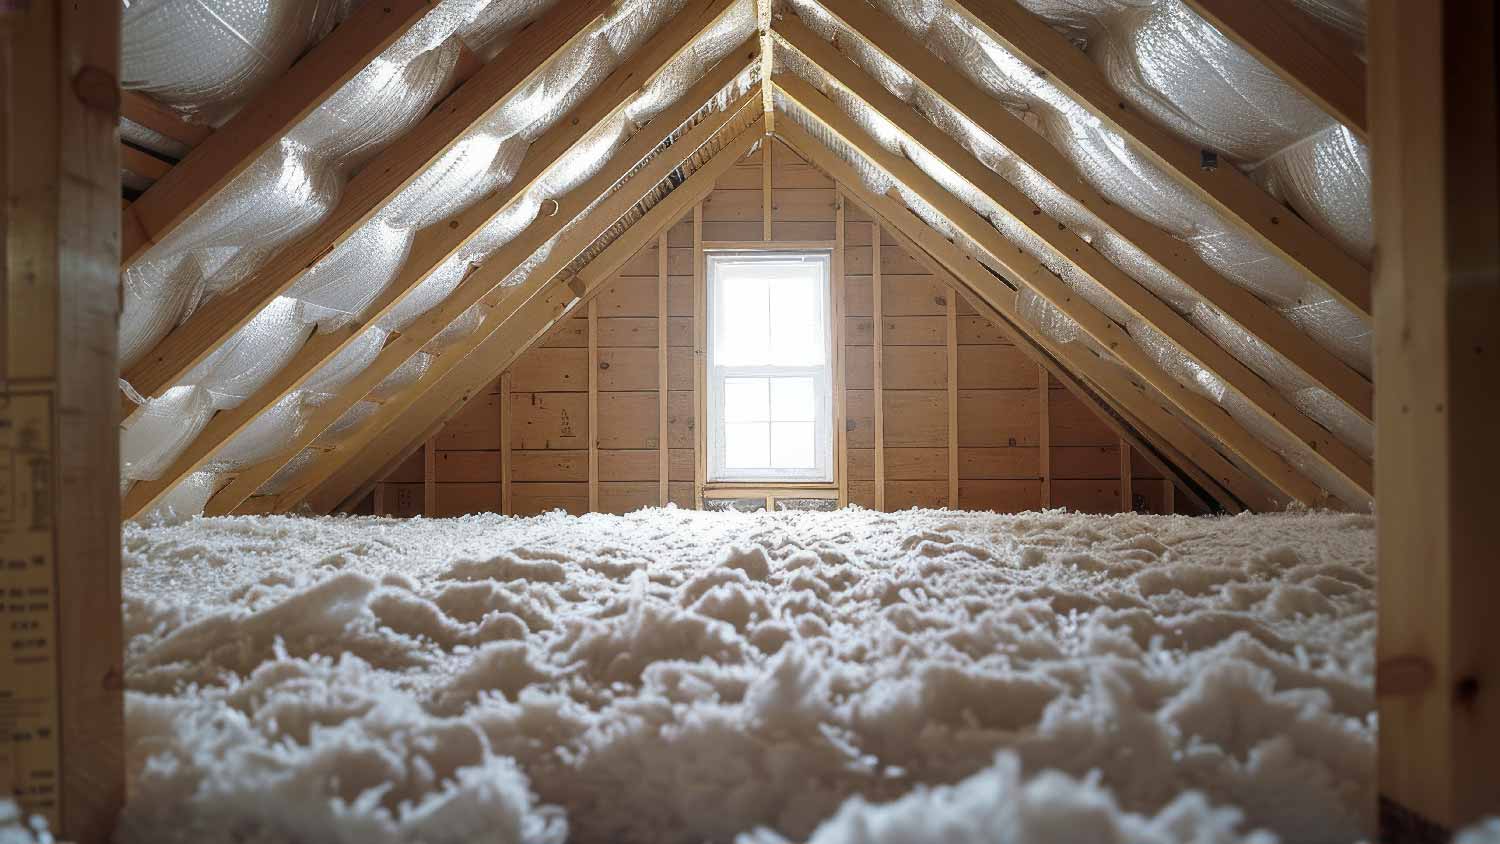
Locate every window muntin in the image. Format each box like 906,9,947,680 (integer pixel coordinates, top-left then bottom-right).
707,252,833,483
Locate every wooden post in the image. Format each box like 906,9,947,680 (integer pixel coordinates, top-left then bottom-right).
1119,437,1132,513
945,293,958,509
1038,364,1051,509
587,298,599,512
0,2,124,840
761,140,772,241
423,439,436,515
657,231,670,506
1162,478,1174,515
693,204,707,509
872,223,885,511
499,370,511,515
1371,0,1500,838
833,194,848,507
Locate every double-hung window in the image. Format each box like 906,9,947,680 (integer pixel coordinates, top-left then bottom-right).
706,251,833,483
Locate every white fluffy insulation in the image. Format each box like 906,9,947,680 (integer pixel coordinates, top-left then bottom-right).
119,507,1381,844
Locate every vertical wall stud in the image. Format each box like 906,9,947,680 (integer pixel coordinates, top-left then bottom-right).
588,298,600,513
1039,364,1051,508
1162,477,1174,515
693,204,707,509
946,293,959,508
423,439,437,515
657,231,670,505
872,223,885,510
761,139,773,241
833,193,848,506
0,9,122,838
499,370,512,515
1119,436,1132,513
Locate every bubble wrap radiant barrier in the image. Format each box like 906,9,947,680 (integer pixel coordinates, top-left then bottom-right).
120,0,758,514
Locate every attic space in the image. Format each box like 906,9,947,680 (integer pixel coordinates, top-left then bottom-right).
2,0,1497,843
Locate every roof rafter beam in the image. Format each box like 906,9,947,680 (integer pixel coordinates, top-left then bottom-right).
783,121,1274,512
775,72,1371,501
773,11,1371,423
821,0,1371,318
120,90,214,151
770,89,1331,506
121,0,439,266
121,15,757,520
295,113,766,514
1180,0,1367,140
120,0,614,419
213,93,764,516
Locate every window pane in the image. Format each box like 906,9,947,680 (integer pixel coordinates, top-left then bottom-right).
724,377,769,422
770,376,815,422
770,421,815,469
725,422,769,468
769,273,823,366
718,274,768,366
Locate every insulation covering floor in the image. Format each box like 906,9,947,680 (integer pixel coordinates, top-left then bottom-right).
118,507,1381,844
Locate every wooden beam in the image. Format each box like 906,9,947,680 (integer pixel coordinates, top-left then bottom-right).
693,202,707,509
871,222,885,510
657,231,670,506
945,291,958,508
0,1,123,839
1370,0,1500,836
119,143,170,181
119,0,613,417
783,119,1262,513
587,298,599,512
121,0,437,265
761,139,773,240
1180,0,1367,139
423,438,436,515
499,370,512,515
298,121,764,513
814,0,1370,320
131,50,758,519
833,193,848,507
1038,364,1051,508
1119,436,1132,513
119,89,212,150
772,12,1372,424
774,82,1338,506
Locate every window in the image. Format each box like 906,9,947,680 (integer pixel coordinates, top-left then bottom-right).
707,251,833,483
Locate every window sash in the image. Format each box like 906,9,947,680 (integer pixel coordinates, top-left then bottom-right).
706,251,833,483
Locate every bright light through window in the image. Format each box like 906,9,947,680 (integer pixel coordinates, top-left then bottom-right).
708,252,833,483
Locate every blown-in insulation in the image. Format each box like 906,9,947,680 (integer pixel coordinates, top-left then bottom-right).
774,0,1373,509
124,0,762,521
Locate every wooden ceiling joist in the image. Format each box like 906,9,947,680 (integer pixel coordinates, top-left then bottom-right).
1180,0,1368,140
820,0,1372,319
293,113,767,515
770,88,1333,506
786,124,1275,512
208,92,764,516
121,0,439,266
120,17,757,520
774,74,1370,503
119,0,613,420
773,12,1372,425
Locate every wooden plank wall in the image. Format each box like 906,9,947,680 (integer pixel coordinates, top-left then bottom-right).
371,141,1194,517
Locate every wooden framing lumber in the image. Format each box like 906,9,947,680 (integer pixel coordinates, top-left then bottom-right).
782,119,1260,513
120,0,613,418
817,0,1371,319
0,2,123,839
587,298,600,512
693,203,707,508
307,120,764,513
832,194,848,506
1038,364,1051,507
120,143,171,181
773,80,1340,506
119,89,212,150
871,222,885,510
1119,437,1132,513
773,12,1372,423
500,370,512,514
945,291,958,507
1180,0,1367,139
1370,0,1500,835
127,41,757,519
121,0,437,265
657,231,670,505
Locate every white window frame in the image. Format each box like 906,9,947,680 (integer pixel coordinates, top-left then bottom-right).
706,250,834,484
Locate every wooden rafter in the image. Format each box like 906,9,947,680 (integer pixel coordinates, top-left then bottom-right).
773,12,1372,424
120,0,613,420
1180,0,1367,139
121,21,757,520
820,0,1371,318
121,0,438,265
771,93,1325,506
199,80,762,518
120,89,213,150
774,74,1370,502
835,181,1250,515
305,117,765,514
